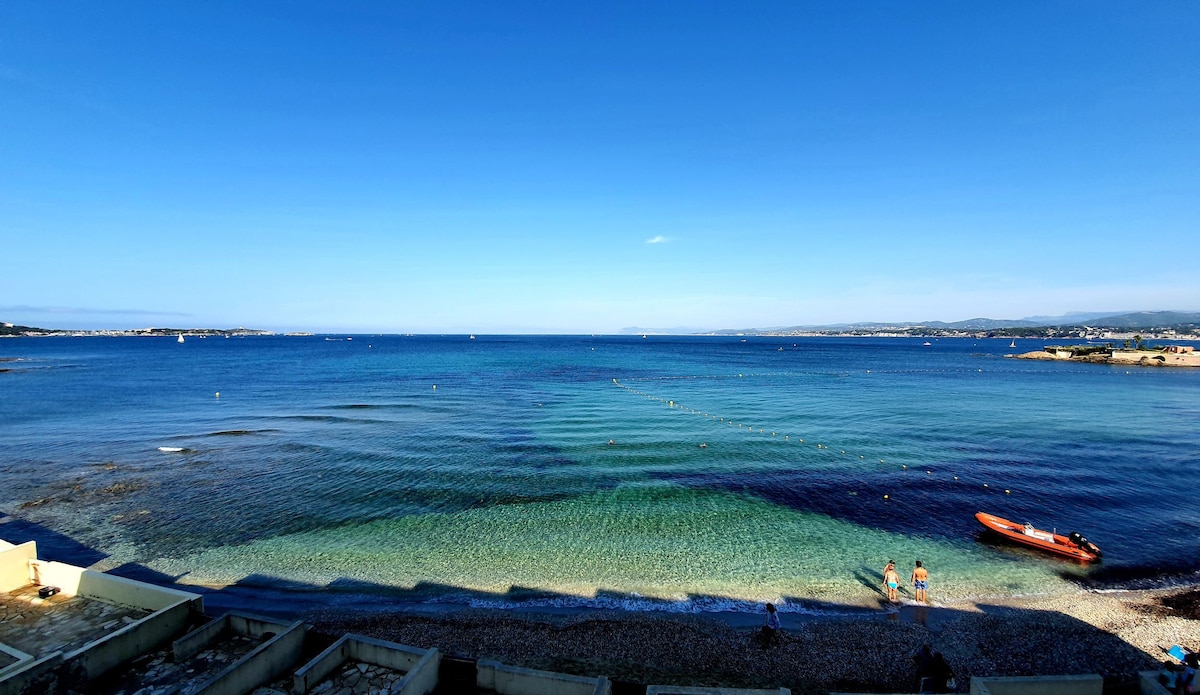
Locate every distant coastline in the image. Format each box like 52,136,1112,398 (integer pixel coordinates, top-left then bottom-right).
5,307,1200,340
632,310,1200,341
0,323,277,338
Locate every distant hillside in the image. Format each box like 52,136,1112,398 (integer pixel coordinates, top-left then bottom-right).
914,318,1039,330
1078,311,1200,328
700,310,1200,336
1019,311,1126,325
618,326,710,335
0,322,42,336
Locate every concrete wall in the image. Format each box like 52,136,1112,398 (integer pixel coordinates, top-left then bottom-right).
192,619,306,695
0,652,63,695
0,542,36,593
647,688,789,695
1138,670,1177,694
293,633,439,695
173,611,295,661
292,636,350,694
345,634,430,672
970,674,1102,695
0,643,32,675
1111,351,1153,364
29,560,203,612
1,549,204,687
173,613,235,662
393,649,440,695
63,598,196,682
477,659,611,695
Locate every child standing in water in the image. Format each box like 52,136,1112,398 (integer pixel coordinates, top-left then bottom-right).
883,560,901,602
912,560,929,603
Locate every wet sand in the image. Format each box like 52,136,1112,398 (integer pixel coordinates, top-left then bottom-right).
299,587,1200,694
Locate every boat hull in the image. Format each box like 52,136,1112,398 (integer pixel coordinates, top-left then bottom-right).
975,512,1100,561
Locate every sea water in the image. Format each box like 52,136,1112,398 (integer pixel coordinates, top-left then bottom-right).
1,335,1198,614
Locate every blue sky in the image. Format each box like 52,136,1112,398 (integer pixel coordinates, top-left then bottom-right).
2,2,1198,333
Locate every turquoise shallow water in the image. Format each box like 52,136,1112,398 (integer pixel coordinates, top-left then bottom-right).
2,335,1198,613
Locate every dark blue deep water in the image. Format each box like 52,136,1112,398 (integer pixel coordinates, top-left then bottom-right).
2,335,1198,612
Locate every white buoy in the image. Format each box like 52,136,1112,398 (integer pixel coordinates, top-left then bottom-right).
215,392,220,398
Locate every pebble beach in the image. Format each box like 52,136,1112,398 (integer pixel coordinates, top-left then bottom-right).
302,587,1200,694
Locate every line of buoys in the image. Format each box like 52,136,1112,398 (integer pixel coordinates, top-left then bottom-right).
609,376,1024,497
613,376,894,468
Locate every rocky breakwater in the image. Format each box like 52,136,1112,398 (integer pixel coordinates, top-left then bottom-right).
1012,345,1200,367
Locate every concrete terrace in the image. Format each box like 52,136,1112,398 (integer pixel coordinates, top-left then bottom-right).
0,584,150,660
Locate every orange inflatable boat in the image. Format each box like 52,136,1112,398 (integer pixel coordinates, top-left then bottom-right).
975,512,1102,562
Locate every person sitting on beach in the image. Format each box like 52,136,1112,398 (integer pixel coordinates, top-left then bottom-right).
1179,650,1198,695
925,651,955,693
883,561,901,602
758,602,783,646
912,560,929,604
913,643,934,688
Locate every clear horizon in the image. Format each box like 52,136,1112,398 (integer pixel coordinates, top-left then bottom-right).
3,3,1198,333
6,308,1197,336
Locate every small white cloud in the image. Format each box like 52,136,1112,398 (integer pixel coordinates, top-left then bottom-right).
645,235,671,244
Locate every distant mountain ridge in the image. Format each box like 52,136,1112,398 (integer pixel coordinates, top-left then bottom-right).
636,311,1200,335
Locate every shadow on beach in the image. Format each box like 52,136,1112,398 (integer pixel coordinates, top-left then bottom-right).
2,514,1191,694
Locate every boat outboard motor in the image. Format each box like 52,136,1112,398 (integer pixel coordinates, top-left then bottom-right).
1068,532,1101,557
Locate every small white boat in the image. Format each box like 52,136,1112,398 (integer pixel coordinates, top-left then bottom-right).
177,334,185,344
923,341,932,346
470,335,475,340
157,446,184,453
1009,340,1017,348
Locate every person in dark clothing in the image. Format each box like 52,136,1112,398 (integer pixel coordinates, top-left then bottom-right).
913,644,934,689
924,652,955,693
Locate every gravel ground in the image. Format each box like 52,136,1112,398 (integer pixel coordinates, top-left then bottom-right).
303,587,1200,694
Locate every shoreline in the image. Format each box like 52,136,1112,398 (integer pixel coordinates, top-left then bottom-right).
292,586,1200,693
179,578,1199,693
